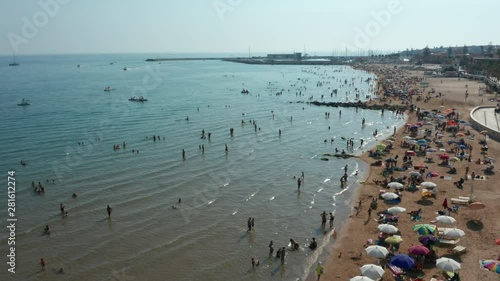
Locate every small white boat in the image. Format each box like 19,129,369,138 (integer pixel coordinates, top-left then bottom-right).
104,86,112,92
17,98,30,106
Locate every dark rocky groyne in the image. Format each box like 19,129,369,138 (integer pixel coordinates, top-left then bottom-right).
301,100,410,111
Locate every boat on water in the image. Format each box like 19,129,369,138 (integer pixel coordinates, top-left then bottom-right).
123,67,128,71
17,98,30,106
104,86,112,92
77,64,80,68
129,96,147,102
241,89,249,94
9,52,19,66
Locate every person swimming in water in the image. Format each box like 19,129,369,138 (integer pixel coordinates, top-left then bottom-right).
308,237,317,250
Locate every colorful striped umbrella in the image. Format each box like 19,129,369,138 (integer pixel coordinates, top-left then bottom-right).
413,224,436,235
480,260,500,274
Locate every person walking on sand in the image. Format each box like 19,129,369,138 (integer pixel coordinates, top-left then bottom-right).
40,258,46,270
315,261,324,281
107,205,113,218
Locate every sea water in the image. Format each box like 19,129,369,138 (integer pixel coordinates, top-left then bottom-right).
0,54,405,281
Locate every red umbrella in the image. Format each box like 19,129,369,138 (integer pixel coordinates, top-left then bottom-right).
496,238,500,245
469,202,486,210
430,172,439,177
442,198,448,209
439,154,450,159
408,245,430,256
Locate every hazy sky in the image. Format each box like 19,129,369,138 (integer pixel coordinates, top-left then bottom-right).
1,0,498,55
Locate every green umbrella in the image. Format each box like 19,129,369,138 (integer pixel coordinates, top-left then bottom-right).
413,224,436,235
385,236,404,244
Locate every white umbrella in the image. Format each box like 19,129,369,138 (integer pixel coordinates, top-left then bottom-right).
420,181,437,188
377,224,399,234
435,215,456,225
365,245,389,259
443,228,465,238
387,206,407,214
436,257,461,272
350,276,374,281
387,182,404,190
360,264,385,280
381,192,399,200
409,171,422,177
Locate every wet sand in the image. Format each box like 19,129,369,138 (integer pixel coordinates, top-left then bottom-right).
318,66,500,281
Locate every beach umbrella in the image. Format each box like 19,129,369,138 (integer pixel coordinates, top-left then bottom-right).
385,236,403,244
365,245,389,259
436,215,456,225
436,257,461,272
403,136,413,139
378,224,399,234
387,206,406,214
421,182,437,188
419,235,438,245
381,192,399,200
360,264,385,280
439,154,450,159
449,157,461,162
430,172,439,177
413,224,436,235
406,150,416,156
456,133,465,137
442,198,448,209
350,276,375,281
480,260,500,274
407,140,417,144
496,238,500,245
436,115,445,119
417,140,427,145
480,130,489,136
408,245,430,256
415,163,427,169
442,228,465,238
426,148,437,152
469,202,486,210
376,144,386,151
459,144,467,149
390,254,415,269
409,171,422,177
387,182,404,190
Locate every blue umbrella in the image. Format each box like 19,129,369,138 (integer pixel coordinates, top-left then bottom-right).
390,254,415,269
436,115,445,119
459,145,467,149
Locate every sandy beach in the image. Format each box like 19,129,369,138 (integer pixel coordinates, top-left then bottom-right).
320,66,500,281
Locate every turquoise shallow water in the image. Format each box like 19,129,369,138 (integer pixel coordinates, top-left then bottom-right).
0,54,405,281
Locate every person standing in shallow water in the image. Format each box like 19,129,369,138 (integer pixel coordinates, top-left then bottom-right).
280,247,286,264
107,205,113,218
320,211,327,228
269,241,274,256
247,217,252,231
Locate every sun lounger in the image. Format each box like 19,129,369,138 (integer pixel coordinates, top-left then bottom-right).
458,196,475,201
387,263,403,276
452,245,466,254
450,198,469,204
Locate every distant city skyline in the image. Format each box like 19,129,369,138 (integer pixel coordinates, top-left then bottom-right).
1,0,499,55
